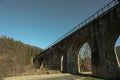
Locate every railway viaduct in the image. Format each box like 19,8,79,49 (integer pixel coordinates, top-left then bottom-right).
33,1,120,79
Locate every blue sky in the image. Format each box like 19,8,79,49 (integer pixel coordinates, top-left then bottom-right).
0,0,119,49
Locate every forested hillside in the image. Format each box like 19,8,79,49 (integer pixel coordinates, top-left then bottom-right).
0,36,43,77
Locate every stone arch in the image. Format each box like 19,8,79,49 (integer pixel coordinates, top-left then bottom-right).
67,38,85,73
33,55,44,68
115,36,120,67
78,42,92,73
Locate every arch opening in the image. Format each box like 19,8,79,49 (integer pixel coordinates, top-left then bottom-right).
78,42,92,74
115,36,120,67
60,55,63,72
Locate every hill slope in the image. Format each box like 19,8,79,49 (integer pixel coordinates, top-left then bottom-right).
0,36,43,77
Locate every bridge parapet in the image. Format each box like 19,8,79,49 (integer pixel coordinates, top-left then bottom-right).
45,0,119,50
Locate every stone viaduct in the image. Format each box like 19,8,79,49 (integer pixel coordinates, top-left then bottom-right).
34,1,120,79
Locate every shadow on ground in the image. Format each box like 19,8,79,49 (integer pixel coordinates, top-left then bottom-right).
69,73,112,80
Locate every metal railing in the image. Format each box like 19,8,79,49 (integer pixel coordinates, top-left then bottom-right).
45,0,118,50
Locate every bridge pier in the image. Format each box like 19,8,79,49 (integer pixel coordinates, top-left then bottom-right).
90,18,120,79
91,41,119,79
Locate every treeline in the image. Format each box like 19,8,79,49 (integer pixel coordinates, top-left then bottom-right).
0,36,43,77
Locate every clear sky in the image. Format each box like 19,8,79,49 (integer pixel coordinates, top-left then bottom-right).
0,0,119,49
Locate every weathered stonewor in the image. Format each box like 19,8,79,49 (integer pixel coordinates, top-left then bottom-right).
34,2,120,79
